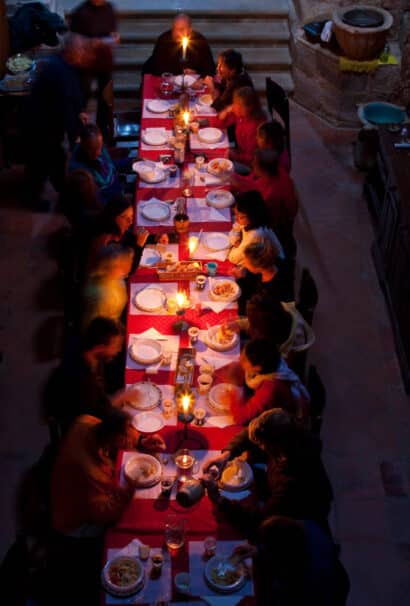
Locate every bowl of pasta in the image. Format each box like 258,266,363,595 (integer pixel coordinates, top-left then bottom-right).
204,555,246,593
102,555,144,597
205,324,239,352
209,279,241,303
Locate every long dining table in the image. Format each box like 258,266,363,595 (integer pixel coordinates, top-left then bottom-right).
103,75,256,606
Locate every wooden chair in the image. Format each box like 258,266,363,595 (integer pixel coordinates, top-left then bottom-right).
265,76,291,168
297,267,319,325
306,364,326,435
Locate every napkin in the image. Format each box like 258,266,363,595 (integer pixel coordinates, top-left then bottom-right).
206,415,234,428
194,103,217,116
114,538,143,558
195,337,240,371
194,172,227,187
186,198,229,224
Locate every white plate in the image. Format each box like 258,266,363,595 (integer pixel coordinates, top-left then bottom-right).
131,413,165,436
124,452,162,486
140,247,162,267
134,287,167,312
206,189,234,209
203,232,230,251
220,459,253,492
198,127,223,145
209,279,241,302
129,339,162,365
208,383,242,413
139,168,167,184
141,201,170,221
207,158,234,177
204,555,246,594
147,99,170,113
125,382,162,410
142,131,168,146
198,93,213,106
102,556,144,597
174,74,197,88
132,160,156,175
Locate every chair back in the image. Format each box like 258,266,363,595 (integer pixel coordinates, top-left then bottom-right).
297,267,319,325
265,76,291,167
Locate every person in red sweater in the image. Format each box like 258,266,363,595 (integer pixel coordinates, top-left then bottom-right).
256,120,290,173
215,86,266,169
230,339,310,426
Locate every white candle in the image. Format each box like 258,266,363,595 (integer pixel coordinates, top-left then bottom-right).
182,36,189,61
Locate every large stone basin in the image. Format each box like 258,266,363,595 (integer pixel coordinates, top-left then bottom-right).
333,5,393,61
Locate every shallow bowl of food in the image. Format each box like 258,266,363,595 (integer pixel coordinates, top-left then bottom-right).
204,555,246,594
101,555,144,597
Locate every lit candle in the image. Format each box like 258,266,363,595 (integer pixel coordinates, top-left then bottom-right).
183,110,190,128
181,394,191,414
176,291,186,310
188,236,199,256
181,36,189,61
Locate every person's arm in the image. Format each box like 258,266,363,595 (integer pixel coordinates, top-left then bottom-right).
231,121,258,166
231,381,276,425
212,81,235,112
85,477,135,525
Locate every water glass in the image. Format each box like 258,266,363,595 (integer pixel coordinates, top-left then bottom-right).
165,515,186,553
160,72,174,97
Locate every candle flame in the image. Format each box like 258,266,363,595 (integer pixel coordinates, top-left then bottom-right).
183,110,190,126
181,394,191,413
176,291,186,308
188,236,198,255
182,36,189,52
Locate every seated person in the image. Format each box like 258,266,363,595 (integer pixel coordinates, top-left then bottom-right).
82,244,134,330
86,195,150,274
234,516,350,606
228,190,282,266
256,120,290,173
43,317,142,432
69,123,130,205
50,409,164,535
215,86,266,169
202,49,254,112
203,408,334,536
230,339,310,425
61,168,102,232
142,13,215,77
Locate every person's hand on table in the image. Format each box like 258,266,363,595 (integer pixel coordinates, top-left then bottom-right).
230,265,246,280
218,105,233,121
134,227,149,248
202,476,223,504
202,450,231,478
140,433,166,452
203,75,215,94
191,77,205,90
222,319,241,333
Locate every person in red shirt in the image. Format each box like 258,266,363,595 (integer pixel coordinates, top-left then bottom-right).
230,339,310,426
215,86,266,170
256,120,290,173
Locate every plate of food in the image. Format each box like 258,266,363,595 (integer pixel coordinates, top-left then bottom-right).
174,74,198,88
198,93,213,106
209,279,241,302
140,247,162,267
220,458,253,492
101,555,144,597
205,325,239,352
208,383,241,413
6,53,33,74
129,339,163,365
204,555,246,594
141,201,170,221
206,189,234,209
207,158,233,177
134,287,167,312
131,413,165,436
132,160,156,175
124,452,162,487
197,127,223,145
125,381,162,410
146,99,170,113
203,232,230,252
138,168,167,184
142,130,168,146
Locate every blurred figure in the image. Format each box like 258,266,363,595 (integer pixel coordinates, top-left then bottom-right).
70,0,120,139
24,33,92,209
204,49,254,112
256,120,290,172
142,13,215,77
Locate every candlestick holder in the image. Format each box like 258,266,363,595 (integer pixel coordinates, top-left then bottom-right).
173,390,206,450
173,307,189,333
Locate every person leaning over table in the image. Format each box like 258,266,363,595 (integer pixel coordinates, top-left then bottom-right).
43,317,146,433
214,86,266,172
202,409,334,538
232,516,350,606
47,409,164,605
229,339,310,426
141,12,215,78
228,190,282,267
200,48,254,112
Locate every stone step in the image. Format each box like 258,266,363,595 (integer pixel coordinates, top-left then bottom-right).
112,70,294,97
117,18,290,44
114,45,292,71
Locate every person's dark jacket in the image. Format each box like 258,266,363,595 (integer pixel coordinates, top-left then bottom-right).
212,69,254,112
26,54,85,148
8,2,66,54
142,29,215,77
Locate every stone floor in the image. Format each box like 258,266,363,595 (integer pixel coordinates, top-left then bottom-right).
1,102,410,604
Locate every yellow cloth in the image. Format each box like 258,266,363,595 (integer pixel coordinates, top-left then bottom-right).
339,53,398,73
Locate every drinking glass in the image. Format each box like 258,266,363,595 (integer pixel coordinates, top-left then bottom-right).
160,72,174,97
165,515,186,552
